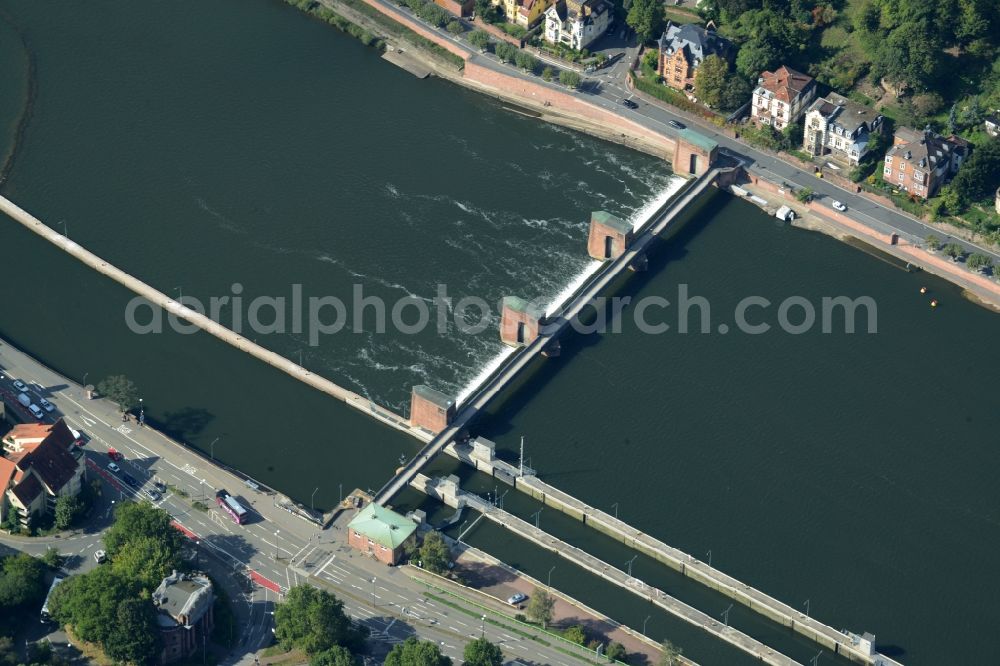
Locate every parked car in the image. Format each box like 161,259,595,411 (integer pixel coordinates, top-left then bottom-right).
122,473,138,488
153,481,167,494
143,488,161,502
94,550,107,564
107,462,121,474
39,398,55,413
28,404,44,419
668,119,685,130
620,98,638,109
107,448,121,461
17,393,31,408
507,592,527,605
12,379,28,392
831,200,847,212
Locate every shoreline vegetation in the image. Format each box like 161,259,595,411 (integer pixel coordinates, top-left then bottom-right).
282,0,466,69
0,6,37,191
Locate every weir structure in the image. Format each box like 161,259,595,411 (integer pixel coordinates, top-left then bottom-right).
377,164,903,665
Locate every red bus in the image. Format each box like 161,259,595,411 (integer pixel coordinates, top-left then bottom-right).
215,489,247,525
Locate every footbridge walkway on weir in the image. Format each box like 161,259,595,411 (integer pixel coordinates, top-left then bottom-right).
374,168,720,505
411,473,801,666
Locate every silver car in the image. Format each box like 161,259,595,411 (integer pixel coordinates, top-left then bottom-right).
39,398,55,413
28,404,44,419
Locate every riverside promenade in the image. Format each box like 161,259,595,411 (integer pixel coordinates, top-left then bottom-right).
0,195,425,442
411,473,801,666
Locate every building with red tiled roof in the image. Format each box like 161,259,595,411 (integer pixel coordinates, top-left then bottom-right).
883,127,970,199
751,65,816,130
0,418,85,529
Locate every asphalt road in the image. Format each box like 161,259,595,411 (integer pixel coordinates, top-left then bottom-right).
0,338,604,666
381,6,1000,267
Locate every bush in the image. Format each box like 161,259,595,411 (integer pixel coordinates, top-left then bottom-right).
541,66,553,81
925,234,941,250
468,30,491,51
942,243,965,260
606,641,628,662
559,70,581,88
967,253,992,272
514,50,539,73
495,42,518,63
446,21,464,34
562,625,587,645
795,187,814,203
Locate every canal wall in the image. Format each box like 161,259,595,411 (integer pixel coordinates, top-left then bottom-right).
412,473,803,666
0,196,429,443
742,171,1000,310
444,441,902,666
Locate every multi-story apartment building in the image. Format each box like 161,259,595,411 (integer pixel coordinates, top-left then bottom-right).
803,93,884,165
883,127,970,199
543,0,610,50
656,22,734,92
495,0,552,27
751,66,816,130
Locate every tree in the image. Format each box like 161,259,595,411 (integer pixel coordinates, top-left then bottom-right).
525,588,555,628
719,74,752,112
626,0,665,44
463,637,503,666
112,534,184,591
41,547,65,570
54,495,84,531
734,39,780,79
446,21,464,35
468,30,491,51
0,553,48,611
103,502,184,565
514,51,539,73
658,639,682,666
104,597,160,665
310,646,359,666
96,375,139,413
795,187,813,203
495,42,518,64
943,242,965,260
542,66,554,81
925,234,941,250
694,55,729,108
50,566,136,647
562,624,587,645
559,70,581,88
606,641,628,662
274,585,367,655
384,636,452,666
967,253,993,272
474,0,498,22
950,138,1000,204
419,531,451,574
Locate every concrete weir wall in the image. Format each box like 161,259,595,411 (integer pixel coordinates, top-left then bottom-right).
0,196,427,442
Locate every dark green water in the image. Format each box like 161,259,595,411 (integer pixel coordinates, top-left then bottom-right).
0,0,674,414
461,192,1000,665
2,0,999,664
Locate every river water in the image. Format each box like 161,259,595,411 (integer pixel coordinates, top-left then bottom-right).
2,1,999,665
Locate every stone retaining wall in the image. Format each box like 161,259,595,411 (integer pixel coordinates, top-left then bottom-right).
359,0,470,59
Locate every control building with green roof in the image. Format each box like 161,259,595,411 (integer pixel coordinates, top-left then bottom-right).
347,502,418,565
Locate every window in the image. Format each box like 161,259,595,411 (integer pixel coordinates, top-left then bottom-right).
913,170,923,181
885,156,892,165
898,172,904,182
884,166,892,176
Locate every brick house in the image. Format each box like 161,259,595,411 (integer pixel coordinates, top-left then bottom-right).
0,419,84,528
152,571,214,664
803,93,884,165
751,66,816,130
543,0,610,51
883,127,970,199
656,22,733,92
347,502,418,565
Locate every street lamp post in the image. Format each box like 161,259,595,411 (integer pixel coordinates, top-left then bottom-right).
611,502,619,520
274,530,280,560
804,599,810,617
547,565,556,588
530,508,542,528
480,614,486,638
626,555,638,577
370,577,376,608
311,487,319,512
139,398,144,426
210,437,219,460
642,615,652,635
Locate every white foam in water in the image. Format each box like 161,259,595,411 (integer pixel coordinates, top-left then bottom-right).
454,176,687,408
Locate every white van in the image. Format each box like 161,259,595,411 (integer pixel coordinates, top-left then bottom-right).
17,393,31,408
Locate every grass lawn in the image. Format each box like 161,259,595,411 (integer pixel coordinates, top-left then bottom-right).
664,7,701,24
